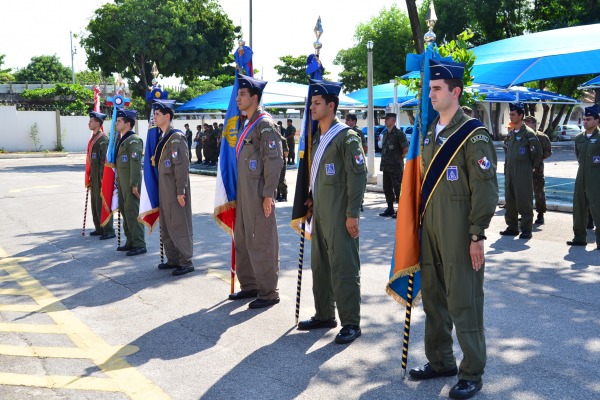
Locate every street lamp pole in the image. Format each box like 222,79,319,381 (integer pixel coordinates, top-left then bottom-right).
366,40,376,183
249,0,253,48
70,31,76,84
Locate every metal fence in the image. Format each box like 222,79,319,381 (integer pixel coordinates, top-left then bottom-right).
0,82,117,95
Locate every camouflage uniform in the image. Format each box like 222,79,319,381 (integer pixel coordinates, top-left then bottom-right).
380,126,409,207
533,130,552,216
277,132,289,201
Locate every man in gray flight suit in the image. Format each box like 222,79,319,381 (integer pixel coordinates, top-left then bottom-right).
228,74,283,309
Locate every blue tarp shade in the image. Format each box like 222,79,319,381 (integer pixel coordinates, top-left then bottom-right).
579,75,600,89
177,81,365,111
345,82,417,108
471,24,600,87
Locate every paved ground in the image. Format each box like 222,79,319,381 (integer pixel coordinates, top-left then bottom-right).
0,144,598,399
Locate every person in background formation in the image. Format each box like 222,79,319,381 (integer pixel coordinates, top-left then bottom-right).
86,111,115,240
297,79,367,345
228,74,283,309
202,123,211,165
500,102,542,239
184,123,193,161
153,100,195,276
378,112,409,218
567,104,600,250
217,123,224,154
285,118,297,165
206,122,220,166
345,113,367,212
276,121,289,202
408,59,498,400
194,125,203,164
114,109,147,256
523,115,552,224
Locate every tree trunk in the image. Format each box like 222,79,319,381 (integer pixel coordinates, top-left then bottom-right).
562,105,574,124
539,103,550,132
406,110,415,124
547,104,567,135
406,0,424,54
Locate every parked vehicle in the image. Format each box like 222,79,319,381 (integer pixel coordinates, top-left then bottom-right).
361,125,386,152
398,125,414,144
553,124,581,141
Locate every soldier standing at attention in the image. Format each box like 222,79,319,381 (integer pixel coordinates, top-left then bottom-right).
408,59,498,400
228,74,283,309
153,100,194,276
296,79,367,345
184,123,193,161
193,125,203,164
523,116,552,224
276,121,289,202
500,102,542,239
285,119,297,165
567,104,600,250
115,109,146,256
378,112,409,218
86,111,115,240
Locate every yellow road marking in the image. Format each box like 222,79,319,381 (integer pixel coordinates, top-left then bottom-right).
8,185,64,193
0,248,170,399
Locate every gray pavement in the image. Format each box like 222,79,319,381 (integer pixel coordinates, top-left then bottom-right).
0,148,599,400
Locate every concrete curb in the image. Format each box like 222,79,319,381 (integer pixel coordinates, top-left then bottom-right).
0,152,69,159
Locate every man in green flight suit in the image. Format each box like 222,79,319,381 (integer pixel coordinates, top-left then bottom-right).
500,102,542,239
567,104,600,250
115,109,146,256
408,59,498,400
523,115,552,225
86,111,115,240
296,79,367,345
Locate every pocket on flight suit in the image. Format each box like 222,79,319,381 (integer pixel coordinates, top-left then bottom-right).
245,149,262,178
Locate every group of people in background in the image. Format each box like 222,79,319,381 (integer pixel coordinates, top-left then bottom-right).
189,121,222,166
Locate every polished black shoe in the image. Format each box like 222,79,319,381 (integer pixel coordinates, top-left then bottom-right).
89,231,102,236
126,247,147,256
157,263,178,270
334,325,361,344
379,209,394,217
499,229,519,236
588,222,595,230
409,363,458,380
534,213,544,224
297,317,337,331
172,266,194,276
228,289,259,300
117,245,133,252
248,298,280,309
391,212,397,219
566,240,587,246
519,230,532,239
449,379,483,399
99,233,116,240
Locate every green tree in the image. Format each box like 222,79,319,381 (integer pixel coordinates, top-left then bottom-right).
528,0,600,31
0,54,14,82
75,70,104,85
13,55,71,83
81,0,238,97
274,55,314,84
21,83,93,115
333,5,414,92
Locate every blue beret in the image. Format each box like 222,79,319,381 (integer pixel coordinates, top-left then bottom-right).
238,74,267,92
429,59,465,80
309,79,342,97
89,111,106,121
509,102,525,112
584,104,599,118
153,99,176,110
116,109,137,120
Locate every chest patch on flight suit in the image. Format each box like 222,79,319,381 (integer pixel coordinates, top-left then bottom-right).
519,147,526,155
325,163,335,175
424,138,430,146
92,152,97,159
446,166,458,181
131,152,138,159
470,134,489,143
122,155,128,163
593,156,600,164
164,159,172,167
268,140,276,149
478,156,491,170
172,151,178,159
437,136,448,145
355,154,365,165
249,160,257,170
515,136,523,141
590,139,598,144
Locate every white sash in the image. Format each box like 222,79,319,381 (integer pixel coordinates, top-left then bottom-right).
310,122,349,196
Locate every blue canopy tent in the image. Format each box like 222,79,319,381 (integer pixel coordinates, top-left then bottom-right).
578,75,600,89
344,82,416,108
177,81,365,111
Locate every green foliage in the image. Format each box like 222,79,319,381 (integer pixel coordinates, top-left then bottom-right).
274,55,314,84
81,0,238,97
528,0,600,31
13,55,71,83
75,70,104,85
21,83,93,115
0,54,14,82
333,5,414,92
171,75,232,104
30,123,41,151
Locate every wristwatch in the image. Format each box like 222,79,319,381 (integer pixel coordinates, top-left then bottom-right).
471,234,487,242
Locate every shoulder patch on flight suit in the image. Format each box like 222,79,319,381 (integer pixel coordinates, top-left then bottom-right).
470,134,489,143
131,151,139,159
346,136,360,144
477,156,491,170
172,139,181,144
261,127,273,134
355,153,365,165
268,140,276,149
172,150,179,158
129,140,139,144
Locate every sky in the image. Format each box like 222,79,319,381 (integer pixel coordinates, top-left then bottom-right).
1,0,408,86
